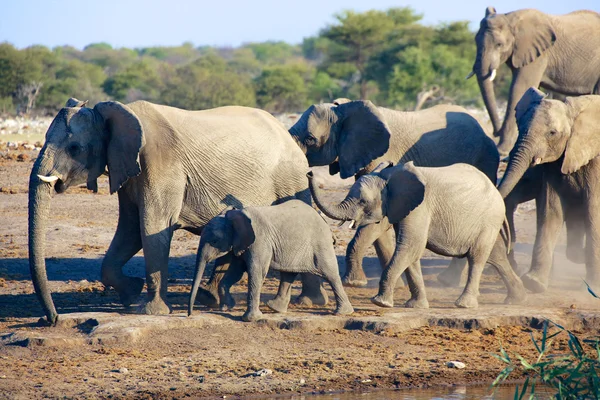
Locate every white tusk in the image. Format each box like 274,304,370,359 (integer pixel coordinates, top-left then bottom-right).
465,70,475,80
488,69,497,82
533,157,542,166
37,175,59,183
348,220,356,229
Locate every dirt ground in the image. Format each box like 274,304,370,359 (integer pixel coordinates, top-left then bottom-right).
1,142,599,399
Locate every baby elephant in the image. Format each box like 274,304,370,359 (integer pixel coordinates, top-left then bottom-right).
188,200,354,321
308,162,527,309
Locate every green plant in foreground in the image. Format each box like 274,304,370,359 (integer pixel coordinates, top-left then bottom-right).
492,282,600,399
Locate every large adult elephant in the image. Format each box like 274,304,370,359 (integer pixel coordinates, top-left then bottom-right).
29,98,323,324
289,100,499,287
469,7,600,155
497,87,599,292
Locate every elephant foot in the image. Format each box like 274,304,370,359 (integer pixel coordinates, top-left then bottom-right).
342,272,368,288
242,309,264,322
405,297,429,309
266,297,289,314
294,285,329,307
455,293,479,309
566,248,586,265
118,277,144,307
219,292,236,311
521,273,548,294
437,268,466,288
334,302,354,316
194,286,220,309
138,296,171,315
504,289,527,305
371,294,394,308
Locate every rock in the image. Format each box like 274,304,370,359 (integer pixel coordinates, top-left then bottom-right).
299,378,305,385
361,379,372,383
243,368,272,377
112,368,128,374
447,361,466,369
23,144,35,150
7,142,17,149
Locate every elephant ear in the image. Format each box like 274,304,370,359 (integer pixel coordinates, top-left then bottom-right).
561,96,600,174
485,6,496,17
333,98,351,106
512,12,556,68
384,162,426,224
226,210,256,257
94,101,144,194
336,100,391,179
515,87,546,127
65,98,88,108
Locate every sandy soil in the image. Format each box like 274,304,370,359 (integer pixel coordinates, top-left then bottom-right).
0,142,599,399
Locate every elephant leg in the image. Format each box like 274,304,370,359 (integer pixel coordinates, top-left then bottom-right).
138,226,174,315
196,254,232,308
218,257,246,311
343,222,389,287
321,262,354,316
454,255,486,309
374,223,405,288
584,187,600,287
294,273,328,307
486,235,527,305
101,192,144,307
243,261,269,322
404,260,429,309
266,272,297,313
565,206,586,265
522,182,564,293
437,258,468,287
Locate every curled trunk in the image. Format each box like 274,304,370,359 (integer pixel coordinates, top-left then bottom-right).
28,152,58,324
478,76,502,135
497,146,532,199
307,172,357,221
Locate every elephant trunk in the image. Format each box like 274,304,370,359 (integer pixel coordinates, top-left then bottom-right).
307,172,357,221
478,75,502,135
498,143,534,199
28,148,59,325
188,244,214,316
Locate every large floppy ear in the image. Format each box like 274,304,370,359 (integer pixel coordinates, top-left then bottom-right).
336,100,391,179
384,162,426,224
515,87,546,126
511,11,556,68
485,6,496,17
226,210,256,256
561,96,600,174
94,101,144,194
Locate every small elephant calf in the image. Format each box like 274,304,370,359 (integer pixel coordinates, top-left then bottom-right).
309,162,527,309
188,200,354,321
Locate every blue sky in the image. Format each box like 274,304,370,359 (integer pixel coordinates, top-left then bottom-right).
1,0,598,49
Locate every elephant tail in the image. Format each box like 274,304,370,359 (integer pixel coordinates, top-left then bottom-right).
501,217,512,255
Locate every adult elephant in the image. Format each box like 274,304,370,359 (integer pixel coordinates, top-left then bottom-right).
497,87,599,292
289,100,499,287
29,98,322,325
469,7,600,155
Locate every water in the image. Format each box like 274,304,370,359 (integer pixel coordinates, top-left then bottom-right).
254,385,553,399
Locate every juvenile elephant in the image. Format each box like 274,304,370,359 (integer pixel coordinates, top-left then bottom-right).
498,88,600,292
289,100,499,288
188,201,354,322
308,163,527,309
29,98,322,324
469,7,600,155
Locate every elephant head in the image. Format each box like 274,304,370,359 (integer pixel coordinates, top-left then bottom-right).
469,7,556,134
307,162,425,228
29,98,144,324
188,209,254,316
289,100,391,179
498,87,600,198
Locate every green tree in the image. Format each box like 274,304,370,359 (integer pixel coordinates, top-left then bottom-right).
103,59,162,102
255,63,313,113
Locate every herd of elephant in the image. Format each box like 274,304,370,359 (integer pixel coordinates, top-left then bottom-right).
26,6,600,325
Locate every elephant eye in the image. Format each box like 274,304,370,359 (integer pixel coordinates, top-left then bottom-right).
67,142,82,157
548,130,557,136
496,42,503,48
305,135,317,146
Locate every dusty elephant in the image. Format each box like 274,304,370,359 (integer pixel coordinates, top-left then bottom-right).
188,201,354,322
469,7,600,155
308,163,526,308
289,100,499,288
29,98,325,324
497,88,600,292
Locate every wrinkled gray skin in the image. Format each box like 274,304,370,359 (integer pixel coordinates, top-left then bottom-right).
497,88,600,293
29,98,323,325
309,163,527,308
470,7,600,155
289,100,499,288
188,201,354,322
